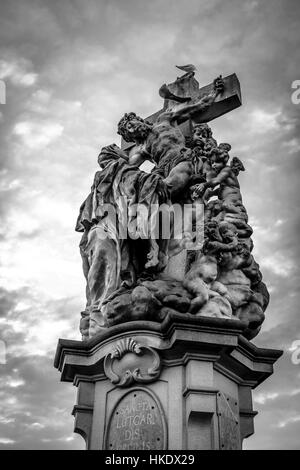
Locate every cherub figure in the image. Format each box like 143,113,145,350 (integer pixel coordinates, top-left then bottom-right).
191,123,218,153
189,123,218,179
216,242,267,338
183,254,232,318
192,155,252,238
203,221,239,256
182,220,239,318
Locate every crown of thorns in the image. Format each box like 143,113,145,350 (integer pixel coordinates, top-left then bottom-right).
117,112,152,142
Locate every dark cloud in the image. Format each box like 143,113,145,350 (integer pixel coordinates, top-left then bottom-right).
0,355,84,449
0,286,84,449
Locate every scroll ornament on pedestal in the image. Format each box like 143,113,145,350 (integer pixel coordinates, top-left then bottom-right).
104,338,161,387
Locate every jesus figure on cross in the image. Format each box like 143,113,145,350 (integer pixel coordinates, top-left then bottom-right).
117,76,225,199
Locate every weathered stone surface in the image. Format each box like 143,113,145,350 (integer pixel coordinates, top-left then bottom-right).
54,315,283,450
187,123,268,337
103,286,163,328
74,66,267,341
105,389,166,450
55,66,282,451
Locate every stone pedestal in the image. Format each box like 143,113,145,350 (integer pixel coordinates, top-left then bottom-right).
54,314,282,450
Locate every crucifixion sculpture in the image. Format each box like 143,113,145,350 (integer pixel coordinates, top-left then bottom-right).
75,66,266,342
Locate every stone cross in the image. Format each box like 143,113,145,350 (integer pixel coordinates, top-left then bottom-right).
121,73,242,150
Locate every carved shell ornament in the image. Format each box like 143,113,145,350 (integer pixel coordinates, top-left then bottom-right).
104,339,161,387
111,338,142,359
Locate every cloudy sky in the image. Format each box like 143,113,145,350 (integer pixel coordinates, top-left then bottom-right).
0,0,299,450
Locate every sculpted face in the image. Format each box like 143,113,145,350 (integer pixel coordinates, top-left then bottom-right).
192,127,206,147
193,124,211,138
220,225,237,243
198,263,218,286
211,161,225,173
125,117,144,136
117,112,152,142
125,117,151,142
192,124,214,148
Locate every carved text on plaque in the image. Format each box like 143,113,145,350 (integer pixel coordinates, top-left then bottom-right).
105,389,166,450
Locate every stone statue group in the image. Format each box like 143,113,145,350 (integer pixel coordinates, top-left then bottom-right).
76,72,268,341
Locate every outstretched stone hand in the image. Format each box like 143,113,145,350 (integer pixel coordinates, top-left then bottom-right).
191,182,207,200
213,75,225,94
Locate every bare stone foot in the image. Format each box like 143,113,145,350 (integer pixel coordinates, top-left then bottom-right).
156,252,169,271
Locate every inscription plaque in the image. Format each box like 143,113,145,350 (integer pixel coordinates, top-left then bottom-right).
105,388,167,450
217,392,240,450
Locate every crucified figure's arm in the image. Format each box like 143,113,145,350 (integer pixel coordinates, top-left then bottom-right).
171,76,225,125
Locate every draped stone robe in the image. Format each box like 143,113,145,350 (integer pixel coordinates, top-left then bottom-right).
75,144,166,339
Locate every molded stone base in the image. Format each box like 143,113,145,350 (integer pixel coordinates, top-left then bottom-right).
54,314,282,450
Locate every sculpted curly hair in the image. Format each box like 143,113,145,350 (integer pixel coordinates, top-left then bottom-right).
218,142,231,153
117,112,152,142
216,142,231,165
230,156,245,172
